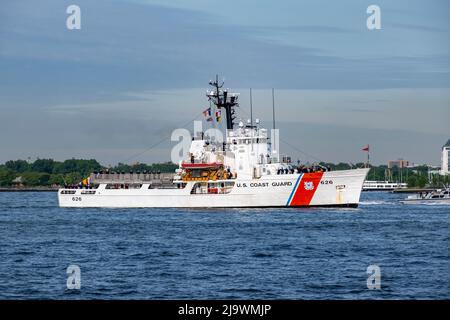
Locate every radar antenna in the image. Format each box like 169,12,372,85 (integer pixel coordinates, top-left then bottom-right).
206,75,239,130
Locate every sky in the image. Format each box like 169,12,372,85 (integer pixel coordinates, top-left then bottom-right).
0,0,449,166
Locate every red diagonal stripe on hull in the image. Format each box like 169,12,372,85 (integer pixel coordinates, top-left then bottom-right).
290,172,324,206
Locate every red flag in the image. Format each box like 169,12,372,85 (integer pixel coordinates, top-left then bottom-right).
362,145,369,152
215,109,221,122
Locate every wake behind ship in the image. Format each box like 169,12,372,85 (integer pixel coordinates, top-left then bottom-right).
58,78,369,208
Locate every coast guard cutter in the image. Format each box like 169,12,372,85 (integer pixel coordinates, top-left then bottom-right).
58,78,369,208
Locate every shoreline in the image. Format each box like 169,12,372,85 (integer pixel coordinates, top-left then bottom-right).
0,187,59,192
392,188,435,193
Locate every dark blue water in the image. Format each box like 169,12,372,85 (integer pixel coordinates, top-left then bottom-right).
0,191,448,299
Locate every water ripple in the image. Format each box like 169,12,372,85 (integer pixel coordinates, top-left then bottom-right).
0,191,448,299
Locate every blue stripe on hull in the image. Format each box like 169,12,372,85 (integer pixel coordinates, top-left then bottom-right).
286,174,302,206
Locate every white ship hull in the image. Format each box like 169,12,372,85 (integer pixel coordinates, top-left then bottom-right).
58,168,368,208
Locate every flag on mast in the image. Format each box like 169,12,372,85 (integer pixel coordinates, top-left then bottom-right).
362,144,370,167
215,109,221,122
203,107,212,122
203,107,211,117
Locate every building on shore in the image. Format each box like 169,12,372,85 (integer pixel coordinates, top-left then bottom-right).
11,176,24,188
388,159,409,169
441,139,450,175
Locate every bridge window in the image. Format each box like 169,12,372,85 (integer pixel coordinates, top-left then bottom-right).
60,190,76,194
81,190,96,195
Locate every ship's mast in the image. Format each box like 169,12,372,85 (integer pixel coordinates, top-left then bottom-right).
207,75,239,130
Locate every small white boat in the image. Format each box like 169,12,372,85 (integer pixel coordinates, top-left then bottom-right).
363,180,407,191
400,187,450,204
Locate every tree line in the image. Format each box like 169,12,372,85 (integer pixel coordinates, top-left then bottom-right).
319,162,449,188
0,159,177,187
0,158,448,188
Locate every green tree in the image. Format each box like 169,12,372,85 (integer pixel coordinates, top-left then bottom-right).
49,174,65,186
5,160,30,173
417,175,427,188
0,168,15,186
31,159,55,174
407,176,417,188
150,162,178,173
21,172,42,186
53,159,102,176
64,172,83,185
38,173,51,185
